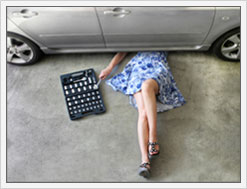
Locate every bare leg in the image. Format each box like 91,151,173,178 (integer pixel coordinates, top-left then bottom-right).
141,79,160,155
134,92,150,165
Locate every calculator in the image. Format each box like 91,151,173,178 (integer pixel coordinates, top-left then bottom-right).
60,69,106,120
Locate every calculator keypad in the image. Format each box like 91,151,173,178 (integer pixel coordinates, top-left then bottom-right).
61,69,106,120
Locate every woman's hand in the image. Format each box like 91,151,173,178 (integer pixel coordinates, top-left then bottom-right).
99,67,112,80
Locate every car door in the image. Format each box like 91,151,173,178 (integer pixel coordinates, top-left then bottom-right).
96,7,215,48
7,7,105,48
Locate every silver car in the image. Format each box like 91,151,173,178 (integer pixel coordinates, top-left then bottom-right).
7,7,240,65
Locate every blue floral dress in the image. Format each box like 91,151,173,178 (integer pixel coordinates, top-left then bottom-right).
106,51,186,112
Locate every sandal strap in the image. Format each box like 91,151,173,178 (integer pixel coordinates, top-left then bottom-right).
148,142,159,153
140,162,150,168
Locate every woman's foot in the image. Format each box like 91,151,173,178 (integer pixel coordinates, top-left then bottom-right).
148,142,160,159
138,162,151,178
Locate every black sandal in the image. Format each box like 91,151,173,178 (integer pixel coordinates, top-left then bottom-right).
138,162,151,178
148,142,160,160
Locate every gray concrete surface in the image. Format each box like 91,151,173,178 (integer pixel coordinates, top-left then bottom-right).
7,51,240,182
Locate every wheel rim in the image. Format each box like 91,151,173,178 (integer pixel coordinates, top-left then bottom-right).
7,36,34,64
221,33,240,60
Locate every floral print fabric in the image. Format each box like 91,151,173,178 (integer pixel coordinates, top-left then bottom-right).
106,51,186,112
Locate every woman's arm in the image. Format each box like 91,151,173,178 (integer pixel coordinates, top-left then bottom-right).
99,52,127,80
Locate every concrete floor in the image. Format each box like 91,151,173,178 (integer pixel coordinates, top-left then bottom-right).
7,51,240,182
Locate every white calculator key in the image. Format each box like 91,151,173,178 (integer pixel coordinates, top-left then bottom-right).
65,90,69,95
90,107,93,110
69,107,72,110
89,85,92,90
83,86,87,91
72,96,76,100
78,109,81,112
86,107,89,111
87,93,91,96
74,110,77,114
83,94,86,97
79,82,83,86
78,95,81,98
97,95,101,99
64,86,67,90
81,99,84,103
87,98,90,101
88,77,92,83
75,101,78,104
84,81,88,85
68,102,72,106
67,97,70,101
73,106,76,109
70,84,73,89
78,88,81,92
74,83,78,88
71,89,75,93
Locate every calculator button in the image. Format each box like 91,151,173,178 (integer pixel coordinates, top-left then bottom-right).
69,107,72,110
64,86,67,90
74,83,78,88
83,86,86,91
79,82,83,86
68,102,72,106
70,84,73,89
74,110,77,114
70,111,73,114
67,97,70,101
87,93,91,96
73,106,76,109
78,88,81,92
75,101,78,104
78,109,81,112
84,81,88,85
77,105,80,108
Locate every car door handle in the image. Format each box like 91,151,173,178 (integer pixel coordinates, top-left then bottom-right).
12,9,38,18
104,8,131,17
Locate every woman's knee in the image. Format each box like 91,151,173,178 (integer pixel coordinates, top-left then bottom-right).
141,79,158,94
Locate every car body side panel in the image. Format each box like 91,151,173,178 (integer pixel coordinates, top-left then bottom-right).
96,7,215,47
7,7,105,48
202,7,240,46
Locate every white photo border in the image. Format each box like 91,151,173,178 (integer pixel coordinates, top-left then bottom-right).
1,1,246,189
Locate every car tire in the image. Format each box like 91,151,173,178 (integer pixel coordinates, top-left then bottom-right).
7,32,43,65
212,28,240,62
